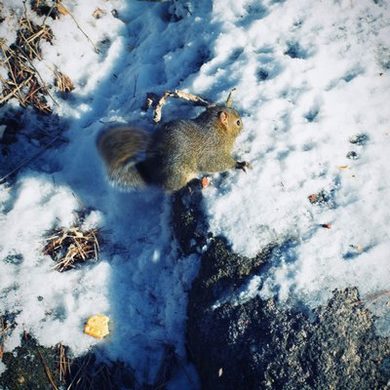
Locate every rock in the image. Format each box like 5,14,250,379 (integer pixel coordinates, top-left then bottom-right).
172,187,390,389
346,151,359,160
349,133,369,146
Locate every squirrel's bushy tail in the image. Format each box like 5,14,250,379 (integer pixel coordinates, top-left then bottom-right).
97,126,150,189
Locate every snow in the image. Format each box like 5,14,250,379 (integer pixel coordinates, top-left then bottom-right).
0,0,390,386
201,0,390,326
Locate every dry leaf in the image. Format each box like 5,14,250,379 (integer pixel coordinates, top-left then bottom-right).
92,8,106,19
308,194,318,204
55,71,74,92
84,314,110,339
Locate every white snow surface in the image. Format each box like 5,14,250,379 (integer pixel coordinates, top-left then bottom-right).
0,0,390,386
202,0,390,320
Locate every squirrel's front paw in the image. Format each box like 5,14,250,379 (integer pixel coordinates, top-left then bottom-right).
200,176,211,189
235,161,252,173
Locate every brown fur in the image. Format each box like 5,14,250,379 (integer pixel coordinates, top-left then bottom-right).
97,105,246,192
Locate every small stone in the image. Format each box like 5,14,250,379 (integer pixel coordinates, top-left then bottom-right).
349,133,369,145
308,194,318,203
346,151,359,160
320,223,332,229
257,69,269,81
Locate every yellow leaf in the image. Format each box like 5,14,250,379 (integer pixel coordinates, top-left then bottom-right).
84,314,110,339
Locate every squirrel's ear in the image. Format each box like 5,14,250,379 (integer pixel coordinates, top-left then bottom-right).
218,111,229,128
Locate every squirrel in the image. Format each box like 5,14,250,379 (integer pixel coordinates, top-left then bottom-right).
97,94,250,192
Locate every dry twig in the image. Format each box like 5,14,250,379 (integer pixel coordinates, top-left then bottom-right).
57,2,99,53
44,226,100,272
58,343,71,382
146,89,212,123
0,317,10,360
37,349,59,390
66,353,93,390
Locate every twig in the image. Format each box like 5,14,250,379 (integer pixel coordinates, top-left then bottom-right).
148,89,212,123
22,1,34,31
19,30,42,60
37,349,59,390
66,353,92,390
45,227,100,272
225,87,236,108
0,75,34,105
41,2,57,26
0,317,9,359
132,74,138,98
0,133,63,184
0,44,26,103
58,343,71,382
59,2,100,53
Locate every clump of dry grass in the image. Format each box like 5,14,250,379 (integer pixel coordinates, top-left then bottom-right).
0,2,100,113
0,14,56,114
54,70,74,93
0,39,53,113
43,226,100,272
16,18,53,60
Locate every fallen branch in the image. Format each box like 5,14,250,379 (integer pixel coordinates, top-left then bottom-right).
146,89,213,123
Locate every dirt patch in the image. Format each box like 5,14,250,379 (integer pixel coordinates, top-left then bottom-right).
172,187,390,389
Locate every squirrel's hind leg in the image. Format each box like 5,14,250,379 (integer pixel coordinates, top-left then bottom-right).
164,169,197,192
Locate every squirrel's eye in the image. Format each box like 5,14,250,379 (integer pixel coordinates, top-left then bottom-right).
236,119,241,126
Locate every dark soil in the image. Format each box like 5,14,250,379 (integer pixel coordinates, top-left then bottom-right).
0,333,135,390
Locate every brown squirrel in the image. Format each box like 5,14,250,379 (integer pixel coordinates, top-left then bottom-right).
97,95,250,192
